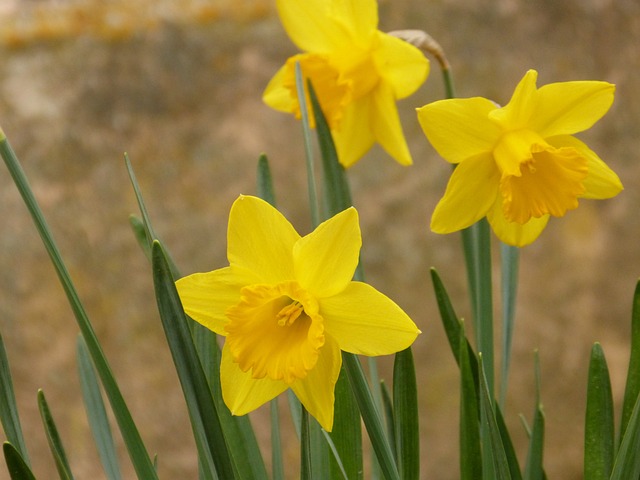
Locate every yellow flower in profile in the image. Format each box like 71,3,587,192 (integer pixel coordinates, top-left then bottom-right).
417,69,623,247
175,195,420,431
263,0,429,168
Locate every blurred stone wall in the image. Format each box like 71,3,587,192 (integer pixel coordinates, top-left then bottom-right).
0,0,639,478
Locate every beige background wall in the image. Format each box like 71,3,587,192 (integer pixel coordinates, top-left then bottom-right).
0,0,639,478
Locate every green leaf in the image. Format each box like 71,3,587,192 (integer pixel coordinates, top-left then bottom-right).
523,354,544,480
3,443,36,480
479,356,512,480
320,429,349,480
610,391,640,480
129,214,152,262
307,80,352,217
151,241,236,479
393,348,419,480
459,324,482,480
330,369,363,480
620,280,640,446
125,155,180,279
495,405,523,480
0,132,158,480
310,418,330,479
37,390,74,480
256,154,277,207
584,343,614,480
343,352,400,480
76,336,122,480
380,381,396,461
430,268,480,386
0,333,29,465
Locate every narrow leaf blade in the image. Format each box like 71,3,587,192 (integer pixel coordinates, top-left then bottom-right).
459,324,482,480
584,343,614,480
329,369,363,480
343,352,400,480
523,353,545,480
610,392,640,480
0,332,29,464
479,357,512,480
76,336,122,480
393,347,419,480
620,280,640,444
256,154,277,207
37,390,75,480
151,241,236,479
3,443,36,480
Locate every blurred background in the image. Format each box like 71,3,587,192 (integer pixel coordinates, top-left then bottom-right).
0,0,639,478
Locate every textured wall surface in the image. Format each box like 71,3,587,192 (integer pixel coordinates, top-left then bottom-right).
1,1,639,478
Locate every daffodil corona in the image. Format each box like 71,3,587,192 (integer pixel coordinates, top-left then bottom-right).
176,195,420,430
417,69,623,246
263,0,429,168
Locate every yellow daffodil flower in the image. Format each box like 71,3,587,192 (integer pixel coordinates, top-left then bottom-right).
175,195,420,431
263,0,429,168
417,69,623,246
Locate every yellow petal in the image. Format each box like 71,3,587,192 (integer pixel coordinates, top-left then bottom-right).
263,63,298,114
486,199,550,247
294,207,361,298
533,81,615,137
332,96,375,167
291,333,342,431
417,97,502,163
175,266,257,335
489,69,538,129
220,344,288,416
371,84,413,166
431,153,500,233
332,0,378,46
547,135,623,199
373,32,429,99
227,195,300,283
276,0,353,53
320,282,420,355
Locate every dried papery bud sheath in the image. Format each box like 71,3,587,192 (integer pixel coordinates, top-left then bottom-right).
388,29,450,71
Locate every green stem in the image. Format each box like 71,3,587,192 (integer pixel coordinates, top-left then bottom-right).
438,58,497,478
300,408,312,480
441,66,456,100
499,243,519,409
294,61,320,228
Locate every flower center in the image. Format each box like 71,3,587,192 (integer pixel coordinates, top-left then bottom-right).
284,53,352,130
224,281,324,384
494,130,588,224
